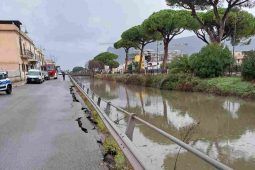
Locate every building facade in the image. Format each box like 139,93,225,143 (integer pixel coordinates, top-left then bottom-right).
127,49,182,71
234,52,245,65
0,20,45,81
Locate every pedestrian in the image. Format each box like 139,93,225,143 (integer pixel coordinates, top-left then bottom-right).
62,71,66,81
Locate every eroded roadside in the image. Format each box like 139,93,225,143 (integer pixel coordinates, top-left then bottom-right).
69,83,132,170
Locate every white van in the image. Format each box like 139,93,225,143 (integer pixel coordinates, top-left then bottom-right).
27,69,44,84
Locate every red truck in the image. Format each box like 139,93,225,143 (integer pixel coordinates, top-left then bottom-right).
42,60,58,80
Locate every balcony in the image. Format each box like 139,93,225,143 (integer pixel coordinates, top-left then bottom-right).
21,50,34,59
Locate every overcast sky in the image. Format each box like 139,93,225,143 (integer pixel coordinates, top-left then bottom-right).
0,0,171,69
1,0,255,69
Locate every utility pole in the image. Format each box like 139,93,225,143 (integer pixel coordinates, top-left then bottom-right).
156,41,159,73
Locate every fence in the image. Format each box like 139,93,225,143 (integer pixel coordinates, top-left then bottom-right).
70,75,232,170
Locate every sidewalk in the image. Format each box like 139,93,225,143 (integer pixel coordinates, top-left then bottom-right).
12,80,25,87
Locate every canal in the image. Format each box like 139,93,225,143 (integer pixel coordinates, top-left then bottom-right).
77,77,255,170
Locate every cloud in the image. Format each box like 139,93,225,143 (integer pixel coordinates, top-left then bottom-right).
15,0,42,9
0,0,187,69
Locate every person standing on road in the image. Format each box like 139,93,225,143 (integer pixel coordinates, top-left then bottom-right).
62,71,66,81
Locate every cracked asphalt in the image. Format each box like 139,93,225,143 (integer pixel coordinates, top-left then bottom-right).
0,77,104,170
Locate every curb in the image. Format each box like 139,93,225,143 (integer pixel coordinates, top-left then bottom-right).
13,81,26,88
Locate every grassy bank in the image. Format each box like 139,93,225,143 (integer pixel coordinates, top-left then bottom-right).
75,86,130,169
95,74,255,99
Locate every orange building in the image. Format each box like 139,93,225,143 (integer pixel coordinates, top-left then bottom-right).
0,20,45,81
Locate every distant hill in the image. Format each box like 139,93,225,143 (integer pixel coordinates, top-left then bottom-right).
107,35,255,64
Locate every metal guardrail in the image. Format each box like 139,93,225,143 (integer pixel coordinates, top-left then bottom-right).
70,76,145,170
70,76,233,170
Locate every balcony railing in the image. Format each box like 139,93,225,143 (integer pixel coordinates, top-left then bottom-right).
21,49,34,59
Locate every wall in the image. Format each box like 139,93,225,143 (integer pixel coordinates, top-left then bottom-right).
0,24,22,81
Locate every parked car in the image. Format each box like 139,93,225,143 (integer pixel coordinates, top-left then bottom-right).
26,69,44,84
42,70,49,80
0,71,12,94
58,71,62,75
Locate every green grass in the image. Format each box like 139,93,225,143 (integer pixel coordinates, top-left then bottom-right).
201,77,255,97
96,74,255,99
75,87,129,169
103,137,127,169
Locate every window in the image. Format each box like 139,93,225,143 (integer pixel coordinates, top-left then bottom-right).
22,64,25,72
0,73,5,80
28,70,40,76
46,65,55,71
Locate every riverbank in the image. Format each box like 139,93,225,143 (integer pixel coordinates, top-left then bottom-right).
95,74,255,100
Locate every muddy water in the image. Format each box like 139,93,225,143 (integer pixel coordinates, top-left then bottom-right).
77,77,255,170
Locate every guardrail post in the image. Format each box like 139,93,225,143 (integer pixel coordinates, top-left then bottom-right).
125,113,136,141
87,88,89,94
97,97,101,106
106,102,111,113
92,93,95,100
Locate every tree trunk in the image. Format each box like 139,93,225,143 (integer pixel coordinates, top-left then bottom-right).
92,69,95,78
138,46,144,73
218,23,225,43
125,88,130,108
139,91,145,115
163,99,167,121
208,34,221,44
162,40,169,71
206,27,223,44
124,49,129,73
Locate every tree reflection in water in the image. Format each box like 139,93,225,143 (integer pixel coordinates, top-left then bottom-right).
78,77,255,170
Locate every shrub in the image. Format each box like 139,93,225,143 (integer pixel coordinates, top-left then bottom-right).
127,62,139,73
144,74,165,87
125,75,145,85
241,52,255,80
190,44,233,78
168,55,192,74
161,73,199,91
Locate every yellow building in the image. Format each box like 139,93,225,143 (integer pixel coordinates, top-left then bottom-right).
133,54,145,69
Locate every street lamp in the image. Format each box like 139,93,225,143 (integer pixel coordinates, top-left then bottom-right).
232,14,241,74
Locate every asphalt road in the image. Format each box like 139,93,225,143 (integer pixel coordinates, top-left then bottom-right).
0,77,104,170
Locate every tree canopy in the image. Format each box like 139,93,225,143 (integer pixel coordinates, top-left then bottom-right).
121,25,160,72
72,66,84,73
166,0,255,43
94,52,119,70
114,39,137,72
88,60,104,71
143,9,198,69
143,9,197,34
114,39,137,51
121,25,160,48
194,9,255,44
227,9,255,45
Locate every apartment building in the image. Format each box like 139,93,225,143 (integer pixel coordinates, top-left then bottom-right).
0,20,45,81
127,49,183,71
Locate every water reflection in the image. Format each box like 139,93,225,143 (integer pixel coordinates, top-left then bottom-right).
167,106,195,130
223,100,240,119
219,130,255,161
77,77,255,170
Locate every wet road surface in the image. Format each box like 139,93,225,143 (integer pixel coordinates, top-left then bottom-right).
0,77,104,170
